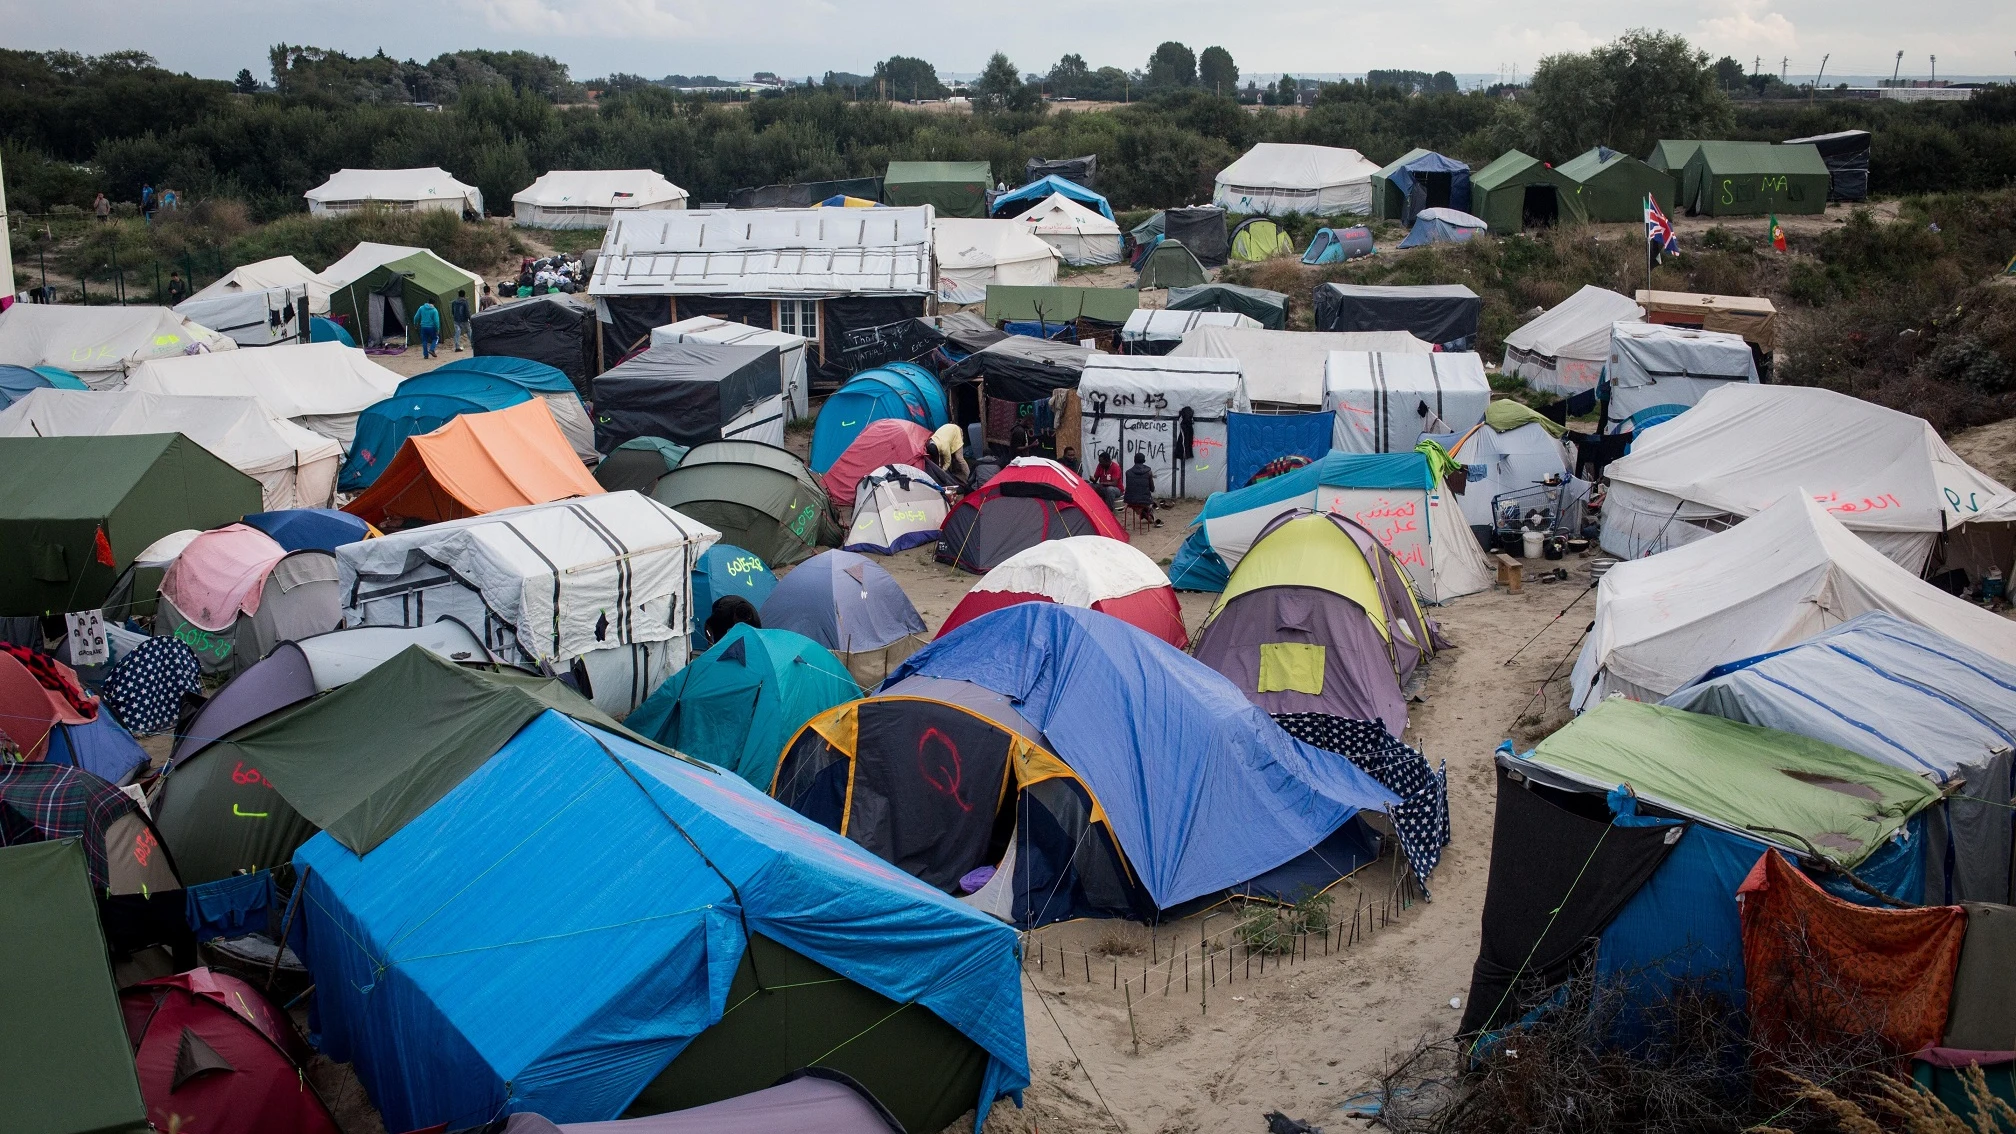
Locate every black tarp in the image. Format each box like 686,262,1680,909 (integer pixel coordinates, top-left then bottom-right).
941,336,1095,403
1460,766,1683,1035
591,342,781,451
726,177,884,209
1782,130,1871,202
472,295,597,395
1024,155,1097,188
1314,283,1482,348
817,295,928,388
1163,207,1231,269
1167,283,1290,330
599,296,673,367
930,312,1010,355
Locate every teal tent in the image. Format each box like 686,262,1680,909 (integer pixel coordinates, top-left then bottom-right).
626,624,860,789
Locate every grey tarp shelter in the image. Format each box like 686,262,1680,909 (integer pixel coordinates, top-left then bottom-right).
1371,148,1473,222
592,342,782,451
1469,150,1588,234
942,337,1097,404
1313,283,1481,348
1557,147,1679,222
726,177,883,209
1782,130,1871,202
883,161,992,217
1163,207,1230,268
1168,284,1289,330
1024,155,1097,188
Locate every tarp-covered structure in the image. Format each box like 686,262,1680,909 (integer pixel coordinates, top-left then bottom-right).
176,285,313,348
989,175,1113,220
884,161,991,216
1599,384,2015,571
1024,155,1097,188
650,440,839,567
1677,142,1830,216
1634,289,1779,359
1171,326,1430,409
761,549,929,688
1437,416,1581,538
472,294,597,396
1214,144,1380,217
1470,150,1588,234
942,336,1098,404
594,342,785,451
1314,283,1481,349
0,649,146,781
933,218,1059,305
339,494,717,714
343,400,604,528
125,340,401,448
1600,321,1758,435
982,285,1138,329
1783,130,1872,202
188,255,335,315
1323,351,1490,454
1556,146,1678,221
0,388,340,510
1079,355,1248,497
1574,494,2016,709
305,167,482,216
1119,309,1260,354
937,535,1187,647
774,603,1399,927
0,303,236,387
1501,285,1644,395
1168,283,1289,330
1164,206,1233,267
344,357,595,490
653,316,812,420
937,457,1127,574
1010,194,1123,266
0,433,261,617
726,177,883,209
1371,149,1473,222
514,169,688,228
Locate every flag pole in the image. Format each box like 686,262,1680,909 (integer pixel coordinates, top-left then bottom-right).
1645,193,1654,293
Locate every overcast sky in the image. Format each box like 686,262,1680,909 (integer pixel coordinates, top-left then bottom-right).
11,0,2011,85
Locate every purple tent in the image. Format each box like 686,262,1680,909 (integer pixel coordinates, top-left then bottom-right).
761,550,928,688
171,642,318,765
499,1071,903,1134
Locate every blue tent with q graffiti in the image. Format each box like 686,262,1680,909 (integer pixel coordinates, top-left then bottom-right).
295,706,1029,1134
689,543,778,637
340,357,592,490
808,363,947,474
988,175,1116,220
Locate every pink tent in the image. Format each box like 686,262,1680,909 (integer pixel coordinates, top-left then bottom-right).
160,525,289,632
822,418,932,507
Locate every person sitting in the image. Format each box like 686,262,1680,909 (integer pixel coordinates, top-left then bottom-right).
703,595,762,645
1092,450,1123,510
1124,452,1160,527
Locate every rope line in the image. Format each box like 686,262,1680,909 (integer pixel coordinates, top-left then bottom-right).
1465,820,1613,1056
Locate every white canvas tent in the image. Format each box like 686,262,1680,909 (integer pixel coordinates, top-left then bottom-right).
1120,309,1260,348
175,287,310,348
319,242,484,295
1012,193,1123,265
1169,326,1432,409
1213,143,1382,216
1323,351,1490,454
187,256,335,314
1079,355,1249,498
513,170,689,228
0,388,341,509
123,341,402,448
932,218,1059,305
1441,420,1582,533
1601,321,1758,434
1600,384,2016,572
337,492,720,715
1571,493,2016,709
305,167,483,217
651,316,811,420
0,304,236,388
1500,285,1643,395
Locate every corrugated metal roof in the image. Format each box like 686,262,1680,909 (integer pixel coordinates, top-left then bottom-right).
589,206,934,297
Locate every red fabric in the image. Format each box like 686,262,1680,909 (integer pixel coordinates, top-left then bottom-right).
939,591,1051,638
1738,850,1967,1064
1092,587,1190,648
954,461,1129,543
822,418,931,506
0,644,96,719
121,967,340,1134
93,525,117,568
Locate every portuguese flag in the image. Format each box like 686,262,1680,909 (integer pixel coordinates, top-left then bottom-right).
1769,214,1786,252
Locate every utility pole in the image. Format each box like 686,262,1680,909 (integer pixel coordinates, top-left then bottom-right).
1930,55,1937,85
1812,53,1829,100
1892,51,1904,88
0,146,12,304
1780,57,1788,84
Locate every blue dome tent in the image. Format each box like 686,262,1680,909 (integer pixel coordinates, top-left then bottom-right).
808,363,947,473
309,316,355,347
340,357,593,490
0,364,87,408
1301,226,1375,265
1397,208,1489,249
988,175,1116,220
242,509,372,553
689,543,778,637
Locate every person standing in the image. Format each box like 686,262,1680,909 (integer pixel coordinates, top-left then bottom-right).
165,271,188,305
414,300,441,359
140,185,156,224
450,290,471,351
93,193,111,223
161,188,179,211
478,283,497,311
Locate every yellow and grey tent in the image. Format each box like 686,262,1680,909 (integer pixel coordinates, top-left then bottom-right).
1229,217,1295,262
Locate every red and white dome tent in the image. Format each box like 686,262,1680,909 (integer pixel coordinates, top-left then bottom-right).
938,535,1189,648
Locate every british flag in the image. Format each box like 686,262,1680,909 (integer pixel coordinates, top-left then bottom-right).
1644,194,1678,261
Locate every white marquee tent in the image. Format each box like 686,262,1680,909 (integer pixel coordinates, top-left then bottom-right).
187,255,335,314
0,304,236,387
0,388,341,509
1213,143,1383,216
932,218,1060,305
1572,493,2016,709
651,317,812,420
1012,193,1123,265
123,341,402,448
1601,321,1758,434
1323,351,1490,454
1079,355,1249,498
1500,285,1643,395
305,167,483,217
1600,384,2015,572
513,170,689,228
175,288,309,348
1169,326,1431,409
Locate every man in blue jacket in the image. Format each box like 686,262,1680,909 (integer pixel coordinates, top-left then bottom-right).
414,300,441,359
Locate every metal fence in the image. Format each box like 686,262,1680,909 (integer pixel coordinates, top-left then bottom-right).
12,210,234,306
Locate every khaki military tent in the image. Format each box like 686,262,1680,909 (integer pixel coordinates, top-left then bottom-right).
1677,142,1830,217
883,161,992,217
1646,140,1707,177
329,250,484,347
1556,146,1678,222
1469,150,1588,234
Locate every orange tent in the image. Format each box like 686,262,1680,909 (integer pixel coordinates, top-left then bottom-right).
343,399,602,527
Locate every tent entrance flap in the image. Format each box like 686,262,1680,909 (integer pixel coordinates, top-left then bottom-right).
1522,186,1559,228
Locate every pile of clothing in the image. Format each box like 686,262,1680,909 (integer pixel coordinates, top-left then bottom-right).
504,253,586,297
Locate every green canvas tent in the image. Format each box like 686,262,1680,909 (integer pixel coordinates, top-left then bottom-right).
0,840,150,1134
625,623,860,790
1528,699,1943,868
882,161,993,217
328,250,480,347
1557,146,1679,222
1137,239,1210,289
649,439,840,567
0,434,261,617
981,285,1139,326
1646,140,1708,176
1167,283,1289,330
1469,150,1589,234
150,646,670,883
1678,142,1830,217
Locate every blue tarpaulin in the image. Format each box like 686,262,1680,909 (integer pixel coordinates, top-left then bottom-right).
310,317,356,347
989,175,1115,220
1225,411,1335,490
889,604,1399,908
1387,151,1473,215
242,509,372,553
296,710,1028,1132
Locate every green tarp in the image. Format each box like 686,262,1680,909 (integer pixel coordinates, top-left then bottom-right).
1482,398,1565,436
981,285,1139,325
0,840,150,1134
1646,140,1708,175
0,434,261,617
328,250,477,346
1168,283,1289,330
883,161,993,218
1528,699,1943,868
1469,150,1589,234
1557,147,1679,222
1678,142,1830,217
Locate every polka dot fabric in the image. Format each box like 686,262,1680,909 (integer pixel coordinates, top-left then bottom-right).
102,637,201,736
1274,712,1450,896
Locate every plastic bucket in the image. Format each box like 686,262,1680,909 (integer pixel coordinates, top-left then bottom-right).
1521,530,1545,558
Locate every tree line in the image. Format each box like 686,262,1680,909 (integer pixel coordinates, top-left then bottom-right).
3,36,2012,224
